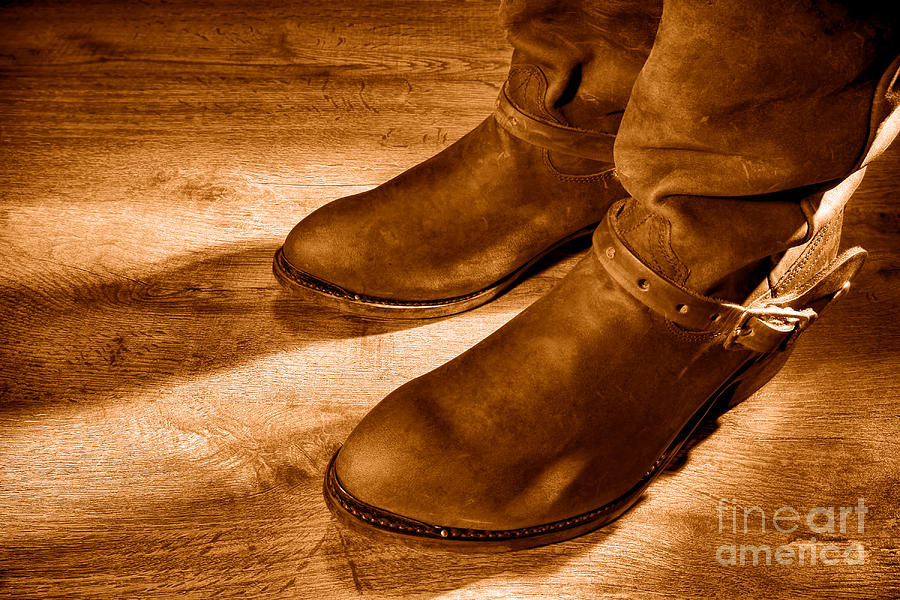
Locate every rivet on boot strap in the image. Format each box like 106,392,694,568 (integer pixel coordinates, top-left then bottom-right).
592,201,861,354
593,211,738,333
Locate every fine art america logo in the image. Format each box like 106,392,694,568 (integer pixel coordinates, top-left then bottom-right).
715,498,868,566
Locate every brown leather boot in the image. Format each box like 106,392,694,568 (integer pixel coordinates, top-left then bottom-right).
273,1,661,319
323,200,867,551
613,0,900,303
321,2,900,550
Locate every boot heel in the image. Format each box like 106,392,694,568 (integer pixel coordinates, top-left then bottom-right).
717,350,794,410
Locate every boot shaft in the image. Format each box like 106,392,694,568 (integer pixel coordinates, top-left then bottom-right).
611,0,900,299
500,0,661,135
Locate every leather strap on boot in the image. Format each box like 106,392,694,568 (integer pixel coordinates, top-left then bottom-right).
594,200,867,354
493,83,617,162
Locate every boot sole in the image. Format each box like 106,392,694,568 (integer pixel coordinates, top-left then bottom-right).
272,224,599,320
323,350,789,552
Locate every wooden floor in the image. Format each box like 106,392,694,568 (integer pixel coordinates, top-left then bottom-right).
1,1,898,598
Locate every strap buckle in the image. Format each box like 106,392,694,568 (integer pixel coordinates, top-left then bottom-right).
723,279,852,352
723,305,818,351
828,280,852,304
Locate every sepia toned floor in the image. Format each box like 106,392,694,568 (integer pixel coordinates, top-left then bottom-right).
1,1,898,598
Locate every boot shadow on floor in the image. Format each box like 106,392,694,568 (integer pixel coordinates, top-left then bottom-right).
0,231,593,412
0,241,421,411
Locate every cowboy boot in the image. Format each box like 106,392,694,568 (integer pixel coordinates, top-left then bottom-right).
321,0,900,550
273,0,661,319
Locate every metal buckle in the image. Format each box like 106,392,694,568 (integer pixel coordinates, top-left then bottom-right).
722,279,853,351
723,305,818,350
828,280,852,304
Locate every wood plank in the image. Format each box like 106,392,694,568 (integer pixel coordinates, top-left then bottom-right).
1,1,898,598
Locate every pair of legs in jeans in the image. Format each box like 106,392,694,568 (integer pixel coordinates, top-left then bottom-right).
274,1,900,549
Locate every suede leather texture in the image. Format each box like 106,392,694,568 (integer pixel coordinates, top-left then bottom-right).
281,0,663,303
616,0,900,202
334,248,754,529
282,117,619,301
501,0,661,132
613,0,900,297
328,0,900,536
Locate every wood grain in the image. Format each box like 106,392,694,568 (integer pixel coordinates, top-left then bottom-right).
1,1,898,598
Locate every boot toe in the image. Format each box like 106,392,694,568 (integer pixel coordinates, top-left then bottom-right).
329,368,607,533
332,391,454,525
280,199,447,301
281,199,363,291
